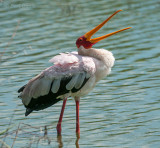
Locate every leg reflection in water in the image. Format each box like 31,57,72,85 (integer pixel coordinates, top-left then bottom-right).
57,134,80,148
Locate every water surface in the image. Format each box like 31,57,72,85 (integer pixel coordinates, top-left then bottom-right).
0,0,160,147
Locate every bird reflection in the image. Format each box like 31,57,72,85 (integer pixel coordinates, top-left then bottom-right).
75,133,80,148
57,134,80,148
57,135,63,148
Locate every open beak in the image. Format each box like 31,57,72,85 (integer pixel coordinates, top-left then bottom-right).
84,10,131,43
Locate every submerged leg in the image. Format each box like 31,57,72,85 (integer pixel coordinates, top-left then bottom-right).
75,98,80,136
57,98,67,135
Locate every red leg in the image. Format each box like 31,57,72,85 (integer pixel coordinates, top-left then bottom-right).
75,99,80,135
57,98,67,135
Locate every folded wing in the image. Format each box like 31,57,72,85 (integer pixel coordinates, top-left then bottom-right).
18,52,96,116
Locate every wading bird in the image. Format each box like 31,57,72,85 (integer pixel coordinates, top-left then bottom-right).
18,10,131,136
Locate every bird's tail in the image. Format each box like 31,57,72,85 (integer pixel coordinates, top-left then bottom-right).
25,108,33,116
18,83,62,116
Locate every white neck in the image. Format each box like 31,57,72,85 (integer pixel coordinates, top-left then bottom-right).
78,46,115,68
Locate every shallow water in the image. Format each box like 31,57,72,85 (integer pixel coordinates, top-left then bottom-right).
0,0,160,147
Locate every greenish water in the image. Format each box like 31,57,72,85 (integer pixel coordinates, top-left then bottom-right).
0,0,160,147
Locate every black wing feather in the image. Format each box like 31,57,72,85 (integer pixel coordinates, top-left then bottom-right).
19,75,89,116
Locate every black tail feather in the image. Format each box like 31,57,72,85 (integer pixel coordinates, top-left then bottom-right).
25,108,33,116
18,84,26,93
25,98,62,116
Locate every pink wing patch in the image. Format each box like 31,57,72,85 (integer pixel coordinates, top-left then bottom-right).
49,52,79,65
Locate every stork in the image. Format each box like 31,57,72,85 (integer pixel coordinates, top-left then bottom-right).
18,10,131,136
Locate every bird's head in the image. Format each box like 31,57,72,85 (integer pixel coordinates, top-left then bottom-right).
76,10,131,49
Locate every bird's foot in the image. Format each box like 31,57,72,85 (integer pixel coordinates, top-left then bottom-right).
56,123,62,136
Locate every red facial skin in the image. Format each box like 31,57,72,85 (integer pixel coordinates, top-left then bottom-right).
76,36,96,49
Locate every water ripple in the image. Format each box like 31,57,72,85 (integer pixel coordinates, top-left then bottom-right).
0,0,160,147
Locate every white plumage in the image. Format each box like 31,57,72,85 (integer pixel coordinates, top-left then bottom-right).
19,47,114,106
51,79,61,93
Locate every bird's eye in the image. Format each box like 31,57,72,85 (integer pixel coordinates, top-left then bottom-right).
79,38,83,42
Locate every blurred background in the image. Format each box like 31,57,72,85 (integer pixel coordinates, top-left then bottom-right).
0,0,160,147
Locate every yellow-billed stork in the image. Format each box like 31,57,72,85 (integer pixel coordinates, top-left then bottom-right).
18,10,131,136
